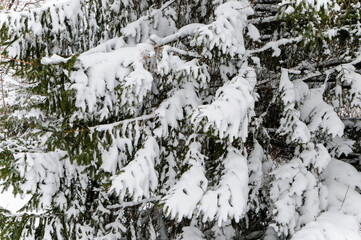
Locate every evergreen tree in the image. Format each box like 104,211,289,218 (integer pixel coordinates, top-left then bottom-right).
0,0,360,239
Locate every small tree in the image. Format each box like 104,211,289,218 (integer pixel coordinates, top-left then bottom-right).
0,0,360,239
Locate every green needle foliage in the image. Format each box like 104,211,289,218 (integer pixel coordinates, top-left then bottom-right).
0,0,360,239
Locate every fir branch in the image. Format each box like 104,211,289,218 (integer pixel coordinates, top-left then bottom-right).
20,0,45,11
89,113,156,133
2,57,33,66
107,196,162,209
248,36,303,55
63,129,89,134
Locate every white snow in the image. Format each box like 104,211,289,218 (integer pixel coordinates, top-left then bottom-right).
192,67,256,142
0,185,31,212
193,0,254,58
163,142,208,220
199,147,248,226
322,159,361,222
111,137,159,201
71,43,155,120
270,144,331,235
278,69,311,143
291,211,361,240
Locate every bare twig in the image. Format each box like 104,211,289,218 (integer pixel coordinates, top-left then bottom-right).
20,0,44,11
340,185,350,209
2,56,33,65
107,196,162,209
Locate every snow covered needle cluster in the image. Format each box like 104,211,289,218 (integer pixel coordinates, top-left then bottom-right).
0,0,360,239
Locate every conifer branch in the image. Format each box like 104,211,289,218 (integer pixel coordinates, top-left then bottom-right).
20,0,44,11
63,129,89,133
107,196,161,209
2,57,33,65
89,113,156,132
62,114,156,134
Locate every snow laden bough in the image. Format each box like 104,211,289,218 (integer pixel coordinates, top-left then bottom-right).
162,144,248,227
106,0,256,230
288,158,361,240
1,0,361,239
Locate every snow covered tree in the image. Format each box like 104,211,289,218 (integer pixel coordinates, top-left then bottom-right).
0,0,360,239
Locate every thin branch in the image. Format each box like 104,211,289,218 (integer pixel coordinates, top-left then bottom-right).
89,113,156,132
153,23,204,47
20,0,44,11
340,185,350,209
63,129,89,133
61,114,156,134
248,36,303,55
107,196,162,209
2,57,33,65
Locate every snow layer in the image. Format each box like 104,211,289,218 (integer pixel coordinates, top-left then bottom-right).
111,137,159,201
14,151,81,208
278,69,311,143
199,147,248,226
192,68,256,142
193,0,254,58
70,43,154,120
271,144,331,236
291,211,361,240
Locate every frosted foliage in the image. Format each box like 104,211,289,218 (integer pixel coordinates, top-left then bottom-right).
155,46,210,90
163,142,208,221
199,147,248,226
278,69,310,143
104,213,127,239
1,0,361,238
193,1,254,58
111,137,159,201
270,144,330,236
154,53,207,136
155,84,200,137
293,80,344,138
122,7,177,44
192,68,256,142
100,136,132,174
291,212,361,240
247,24,260,41
338,64,361,107
69,43,154,120
281,0,335,11
15,151,81,208
163,146,248,226
326,136,354,157
0,0,134,57
248,141,264,189
248,141,265,211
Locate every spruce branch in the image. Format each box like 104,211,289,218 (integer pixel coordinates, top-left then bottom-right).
2,57,33,66
107,196,162,210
